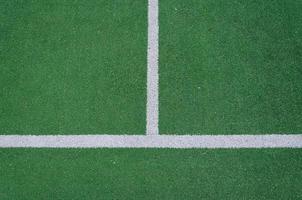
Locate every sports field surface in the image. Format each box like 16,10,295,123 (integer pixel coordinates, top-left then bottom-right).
1,0,302,199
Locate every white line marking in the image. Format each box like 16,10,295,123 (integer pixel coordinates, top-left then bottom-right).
1,135,302,148
2,1,301,150
146,0,159,135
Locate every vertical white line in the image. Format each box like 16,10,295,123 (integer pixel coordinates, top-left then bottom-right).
146,0,159,135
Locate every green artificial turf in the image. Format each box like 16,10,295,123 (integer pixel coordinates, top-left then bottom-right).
159,0,302,134
0,0,147,134
0,149,301,199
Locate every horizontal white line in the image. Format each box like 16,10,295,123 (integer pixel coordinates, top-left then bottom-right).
0,135,302,148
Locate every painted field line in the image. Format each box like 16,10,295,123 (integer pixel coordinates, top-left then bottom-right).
0,135,302,148
146,0,159,135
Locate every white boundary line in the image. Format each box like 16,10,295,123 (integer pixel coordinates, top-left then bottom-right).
1,1,302,149
1,135,302,148
146,0,159,135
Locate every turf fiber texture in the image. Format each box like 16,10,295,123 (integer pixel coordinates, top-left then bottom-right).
159,0,302,134
0,0,147,135
0,149,302,199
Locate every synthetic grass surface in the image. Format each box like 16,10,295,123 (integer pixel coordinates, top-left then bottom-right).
0,149,301,199
159,0,302,134
0,0,147,134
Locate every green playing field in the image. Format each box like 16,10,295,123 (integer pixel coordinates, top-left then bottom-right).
1,0,302,136
159,0,302,134
0,149,302,199
0,0,147,135
0,0,302,199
